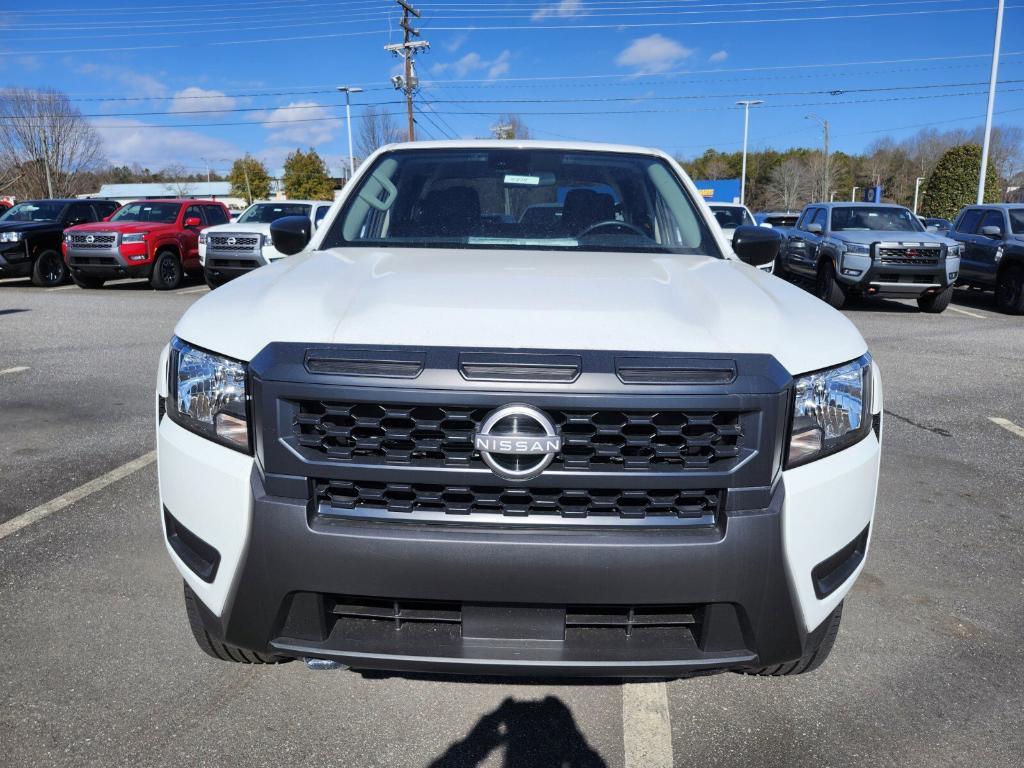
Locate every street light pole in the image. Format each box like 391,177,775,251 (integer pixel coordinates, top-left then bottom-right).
978,0,1004,203
805,114,829,202
337,86,364,180
851,185,859,202
735,100,763,206
913,176,926,214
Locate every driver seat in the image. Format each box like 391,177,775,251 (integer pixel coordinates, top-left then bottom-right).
561,190,616,236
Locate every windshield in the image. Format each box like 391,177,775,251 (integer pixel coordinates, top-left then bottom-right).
831,206,923,232
323,148,719,256
110,202,181,224
1009,209,1024,234
0,201,65,222
238,203,311,223
710,205,754,229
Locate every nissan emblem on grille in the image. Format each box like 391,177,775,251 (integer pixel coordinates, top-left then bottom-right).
85,235,95,244
474,404,562,481
227,237,236,246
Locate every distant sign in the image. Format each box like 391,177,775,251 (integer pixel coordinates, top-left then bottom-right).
862,185,884,203
693,179,741,204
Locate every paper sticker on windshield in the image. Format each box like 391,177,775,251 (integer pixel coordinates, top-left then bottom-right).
504,174,540,186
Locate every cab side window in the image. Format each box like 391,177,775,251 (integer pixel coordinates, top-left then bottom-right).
798,208,818,231
65,202,96,226
956,209,983,234
314,205,331,228
204,205,228,225
184,205,205,226
811,208,827,230
978,210,1005,235
94,201,119,220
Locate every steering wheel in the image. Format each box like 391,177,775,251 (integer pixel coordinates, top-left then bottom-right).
577,220,648,238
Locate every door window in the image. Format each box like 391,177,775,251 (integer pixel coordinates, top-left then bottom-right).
955,209,983,234
314,205,331,228
65,202,96,225
977,210,1005,236
810,208,827,230
798,208,818,231
204,205,228,225
184,205,205,226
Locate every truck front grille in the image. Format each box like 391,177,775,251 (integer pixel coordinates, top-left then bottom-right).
68,232,117,250
295,401,744,472
876,245,941,265
315,478,720,525
207,234,261,253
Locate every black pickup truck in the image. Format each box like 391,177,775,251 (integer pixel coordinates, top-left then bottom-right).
0,199,120,286
945,204,1024,314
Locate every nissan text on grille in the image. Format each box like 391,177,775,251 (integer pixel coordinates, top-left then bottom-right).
157,141,882,677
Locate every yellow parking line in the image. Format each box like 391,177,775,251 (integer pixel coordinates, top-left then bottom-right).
989,417,1024,439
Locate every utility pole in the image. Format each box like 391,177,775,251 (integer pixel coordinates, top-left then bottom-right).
242,161,252,204
978,0,1004,203
735,100,763,207
337,86,364,179
806,114,829,202
386,0,429,141
38,127,54,199
913,176,926,214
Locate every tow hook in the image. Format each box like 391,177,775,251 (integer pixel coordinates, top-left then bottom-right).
304,657,348,671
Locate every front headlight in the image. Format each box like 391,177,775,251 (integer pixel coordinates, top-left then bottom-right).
787,355,872,468
946,243,963,258
1,231,23,243
167,337,250,452
843,242,870,255
198,232,207,245
64,233,73,244
121,232,147,244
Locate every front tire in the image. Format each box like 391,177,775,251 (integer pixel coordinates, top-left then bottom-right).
71,273,105,289
815,259,847,309
31,249,68,287
741,602,844,677
183,583,290,664
995,265,1024,314
150,250,183,290
917,285,953,313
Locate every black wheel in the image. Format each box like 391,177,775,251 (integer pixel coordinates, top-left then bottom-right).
917,285,953,313
995,265,1024,315
31,249,68,287
183,583,290,664
204,270,225,290
740,602,844,677
150,250,183,290
815,259,847,309
71,273,105,289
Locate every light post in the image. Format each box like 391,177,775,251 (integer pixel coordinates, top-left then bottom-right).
851,185,859,202
913,176,926,214
735,100,763,206
337,86,364,179
830,191,837,202
805,113,829,202
978,0,1004,203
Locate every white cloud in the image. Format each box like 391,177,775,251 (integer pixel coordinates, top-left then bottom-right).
615,34,694,74
430,50,512,80
709,50,728,63
168,86,236,115
532,0,585,21
262,101,336,145
444,33,468,53
91,118,239,168
75,63,168,98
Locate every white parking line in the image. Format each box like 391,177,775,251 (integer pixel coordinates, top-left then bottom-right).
948,306,988,319
47,284,78,292
989,417,1024,439
0,366,30,376
622,681,674,768
176,287,208,295
0,451,156,541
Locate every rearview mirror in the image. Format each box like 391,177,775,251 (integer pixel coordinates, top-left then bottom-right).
184,216,202,228
980,225,1003,239
270,215,311,256
733,225,782,268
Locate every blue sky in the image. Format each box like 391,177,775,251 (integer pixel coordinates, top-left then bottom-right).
2,0,1022,177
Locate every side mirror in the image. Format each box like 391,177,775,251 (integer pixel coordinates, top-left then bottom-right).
184,216,202,228
980,225,1003,239
68,217,88,226
733,225,782,267
806,222,823,234
270,215,311,256
759,222,773,229
102,215,112,222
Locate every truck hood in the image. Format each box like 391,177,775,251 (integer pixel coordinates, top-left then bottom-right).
833,230,955,246
204,222,274,236
175,247,868,375
67,221,177,234
0,220,58,234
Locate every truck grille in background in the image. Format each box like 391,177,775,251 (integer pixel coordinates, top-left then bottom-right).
315,478,721,524
294,401,743,472
876,245,941,265
207,234,260,254
68,233,117,250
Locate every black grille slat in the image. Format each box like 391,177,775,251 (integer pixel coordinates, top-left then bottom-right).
294,401,744,472
316,479,720,524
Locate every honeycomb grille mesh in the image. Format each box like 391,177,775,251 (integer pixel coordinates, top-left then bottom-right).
294,401,743,472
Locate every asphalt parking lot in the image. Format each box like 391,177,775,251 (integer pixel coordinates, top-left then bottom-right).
1,276,1022,768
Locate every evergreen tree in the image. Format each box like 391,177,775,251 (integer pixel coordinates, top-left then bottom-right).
282,149,334,200
228,155,271,205
920,144,1000,220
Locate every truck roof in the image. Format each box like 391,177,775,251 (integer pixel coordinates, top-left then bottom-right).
376,138,670,159
122,198,225,205
815,202,909,209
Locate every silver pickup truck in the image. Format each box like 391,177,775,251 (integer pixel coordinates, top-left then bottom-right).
775,202,962,313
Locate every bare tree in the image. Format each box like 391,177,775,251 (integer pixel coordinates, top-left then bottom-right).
0,88,106,199
356,106,404,161
490,114,530,140
764,157,806,209
159,164,195,197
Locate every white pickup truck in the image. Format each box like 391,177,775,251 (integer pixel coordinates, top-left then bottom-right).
198,199,334,288
157,140,882,678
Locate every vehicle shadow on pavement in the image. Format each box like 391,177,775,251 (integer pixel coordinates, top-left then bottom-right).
951,288,998,312
426,696,607,768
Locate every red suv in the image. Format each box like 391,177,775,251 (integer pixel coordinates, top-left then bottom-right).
63,199,230,290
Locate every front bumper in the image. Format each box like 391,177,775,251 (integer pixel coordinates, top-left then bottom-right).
837,249,958,297
157,415,880,677
0,242,31,277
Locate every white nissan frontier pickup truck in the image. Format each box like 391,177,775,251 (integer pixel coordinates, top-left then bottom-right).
157,140,882,678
